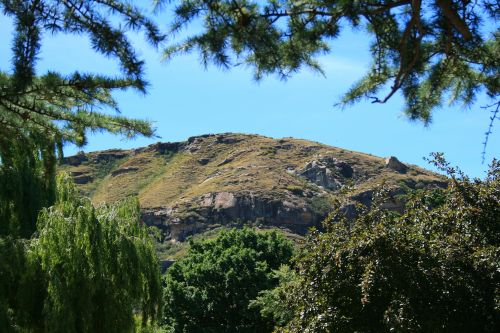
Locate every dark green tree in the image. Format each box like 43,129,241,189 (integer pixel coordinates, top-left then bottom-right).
269,155,500,332
160,0,498,126
0,236,36,332
162,228,294,332
0,137,56,237
248,264,299,330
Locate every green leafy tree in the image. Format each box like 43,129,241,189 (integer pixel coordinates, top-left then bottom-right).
270,155,500,332
0,3,164,329
248,264,299,330
162,228,294,332
16,174,162,333
160,0,498,124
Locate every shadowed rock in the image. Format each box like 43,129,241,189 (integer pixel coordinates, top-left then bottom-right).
111,167,139,177
298,157,353,190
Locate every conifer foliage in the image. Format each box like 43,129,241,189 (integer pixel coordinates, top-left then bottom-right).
161,0,499,123
0,0,163,234
1,0,162,146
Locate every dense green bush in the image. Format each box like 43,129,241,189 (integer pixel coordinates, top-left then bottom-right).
0,237,31,331
249,264,299,329
162,228,294,332
272,156,500,332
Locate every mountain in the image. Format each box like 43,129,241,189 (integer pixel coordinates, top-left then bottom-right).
61,133,446,244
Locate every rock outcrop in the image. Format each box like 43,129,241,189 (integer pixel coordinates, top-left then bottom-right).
298,157,353,190
111,167,139,177
142,191,319,241
385,156,408,173
70,171,93,184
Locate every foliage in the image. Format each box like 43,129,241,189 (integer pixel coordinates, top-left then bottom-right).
248,264,299,329
160,0,499,122
272,155,500,332
0,0,162,145
35,174,162,332
0,139,56,237
0,0,163,236
0,2,165,331
135,316,168,333
162,228,294,332
0,237,33,332
1,174,162,332
309,195,336,216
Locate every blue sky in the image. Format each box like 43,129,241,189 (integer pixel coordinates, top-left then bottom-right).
1,11,498,178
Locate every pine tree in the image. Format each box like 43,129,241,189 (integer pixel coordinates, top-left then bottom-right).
160,0,499,123
0,0,163,234
1,0,163,141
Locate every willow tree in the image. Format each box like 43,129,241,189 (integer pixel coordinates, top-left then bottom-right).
0,1,164,330
0,0,163,235
18,175,162,332
161,0,499,151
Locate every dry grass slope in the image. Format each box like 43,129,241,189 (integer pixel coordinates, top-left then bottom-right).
61,133,444,209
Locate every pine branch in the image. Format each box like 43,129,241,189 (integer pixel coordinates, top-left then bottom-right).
481,100,500,164
435,0,473,41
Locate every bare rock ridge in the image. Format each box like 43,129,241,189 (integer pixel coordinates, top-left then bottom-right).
61,133,447,241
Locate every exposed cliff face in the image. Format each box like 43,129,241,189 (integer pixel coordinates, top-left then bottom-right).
61,133,447,241
142,191,319,241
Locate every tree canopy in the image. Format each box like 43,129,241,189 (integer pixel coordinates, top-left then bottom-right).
1,174,162,332
161,0,499,124
0,3,165,329
263,156,500,332
1,2,498,332
162,228,294,332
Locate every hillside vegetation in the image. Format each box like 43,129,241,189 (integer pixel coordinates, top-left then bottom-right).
61,133,446,247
